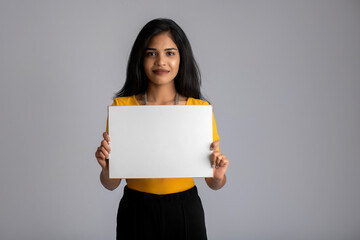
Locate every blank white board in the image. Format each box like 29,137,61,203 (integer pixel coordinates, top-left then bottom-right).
108,105,213,179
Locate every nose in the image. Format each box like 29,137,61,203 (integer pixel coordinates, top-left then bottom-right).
155,53,165,66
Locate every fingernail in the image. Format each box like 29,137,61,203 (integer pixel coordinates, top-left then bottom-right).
210,146,213,150
211,165,215,168
108,141,111,144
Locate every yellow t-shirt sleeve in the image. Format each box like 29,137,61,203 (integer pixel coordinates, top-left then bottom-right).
105,99,117,133
212,111,220,142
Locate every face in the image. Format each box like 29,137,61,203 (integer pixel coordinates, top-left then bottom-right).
143,32,180,87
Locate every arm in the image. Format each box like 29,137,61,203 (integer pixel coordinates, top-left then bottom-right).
205,140,229,190
100,167,121,191
95,132,121,191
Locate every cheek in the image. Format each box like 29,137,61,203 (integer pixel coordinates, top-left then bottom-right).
170,58,180,71
143,60,152,72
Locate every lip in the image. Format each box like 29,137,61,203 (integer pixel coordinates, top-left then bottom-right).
153,69,170,75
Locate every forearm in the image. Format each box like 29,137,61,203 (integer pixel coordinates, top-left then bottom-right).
100,168,121,191
205,174,226,190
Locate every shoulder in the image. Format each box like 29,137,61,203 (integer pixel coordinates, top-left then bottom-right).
112,96,138,106
187,98,210,105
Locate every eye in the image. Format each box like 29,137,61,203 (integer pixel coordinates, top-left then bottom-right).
166,51,175,56
145,52,156,57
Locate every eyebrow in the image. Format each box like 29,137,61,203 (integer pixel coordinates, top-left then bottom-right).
146,47,178,51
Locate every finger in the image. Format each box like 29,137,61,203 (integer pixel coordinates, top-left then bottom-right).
95,148,106,162
210,152,216,168
95,147,105,159
219,157,229,168
215,153,225,168
215,154,222,168
98,151,106,161
103,132,111,143
212,151,222,157
211,151,222,167
96,146,108,160
211,151,222,168
210,140,219,151
101,140,111,153
95,149,100,159
99,146,110,159
219,155,229,167
97,152,107,168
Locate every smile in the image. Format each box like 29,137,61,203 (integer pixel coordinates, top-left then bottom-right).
153,69,170,75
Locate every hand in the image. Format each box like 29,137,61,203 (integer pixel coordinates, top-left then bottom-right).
210,140,229,181
95,132,111,170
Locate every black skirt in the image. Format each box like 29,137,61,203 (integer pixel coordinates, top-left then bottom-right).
116,185,207,240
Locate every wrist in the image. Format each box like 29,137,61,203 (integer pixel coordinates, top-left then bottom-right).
100,168,109,179
101,164,109,172
210,176,221,183
211,174,226,190
214,173,226,182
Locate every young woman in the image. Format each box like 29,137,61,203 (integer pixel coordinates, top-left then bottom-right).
95,18,229,240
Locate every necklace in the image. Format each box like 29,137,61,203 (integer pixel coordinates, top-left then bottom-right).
143,91,179,105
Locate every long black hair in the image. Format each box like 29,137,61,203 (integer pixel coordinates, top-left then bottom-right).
114,18,204,100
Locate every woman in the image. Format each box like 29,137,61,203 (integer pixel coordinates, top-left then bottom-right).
95,18,229,240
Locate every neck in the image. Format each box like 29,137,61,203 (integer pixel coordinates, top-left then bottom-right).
146,83,177,105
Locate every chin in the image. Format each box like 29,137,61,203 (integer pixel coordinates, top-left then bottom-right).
149,79,175,86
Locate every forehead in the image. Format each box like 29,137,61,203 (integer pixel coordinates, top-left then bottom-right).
147,32,177,48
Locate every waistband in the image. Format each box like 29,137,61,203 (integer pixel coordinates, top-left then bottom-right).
123,185,199,201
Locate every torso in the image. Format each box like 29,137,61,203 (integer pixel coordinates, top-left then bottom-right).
109,95,219,194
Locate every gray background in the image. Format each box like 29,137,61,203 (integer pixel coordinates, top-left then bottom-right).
1,0,359,239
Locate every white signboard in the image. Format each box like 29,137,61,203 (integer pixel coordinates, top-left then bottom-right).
108,105,213,179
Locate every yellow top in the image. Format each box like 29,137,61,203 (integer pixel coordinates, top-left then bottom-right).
106,95,220,194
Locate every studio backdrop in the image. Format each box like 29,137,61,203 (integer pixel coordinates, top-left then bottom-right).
0,1,359,239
